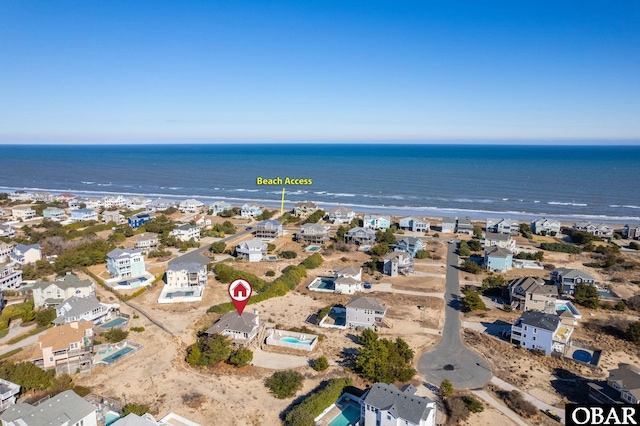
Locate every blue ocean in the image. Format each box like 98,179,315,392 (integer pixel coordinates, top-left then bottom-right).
1,143,639,222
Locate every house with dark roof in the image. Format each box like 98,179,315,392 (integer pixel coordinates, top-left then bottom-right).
128,212,154,229
10,244,42,265
206,310,261,347
398,216,430,233
440,217,456,234
394,237,425,258
31,273,95,308
510,311,572,355
550,267,596,294
508,276,558,312
484,247,513,272
346,296,388,330
588,363,640,404
297,223,330,244
345,227,376,245
622,224,640,240
361,383,436,426
383,252,414,277
455,217,473,235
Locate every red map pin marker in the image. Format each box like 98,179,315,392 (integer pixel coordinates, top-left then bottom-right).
228,278,252,315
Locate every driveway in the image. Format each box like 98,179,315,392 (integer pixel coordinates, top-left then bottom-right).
169,228,252,266
417,243,493,389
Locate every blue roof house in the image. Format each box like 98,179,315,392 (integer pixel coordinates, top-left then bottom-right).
394,237,425,257
128,212,154,229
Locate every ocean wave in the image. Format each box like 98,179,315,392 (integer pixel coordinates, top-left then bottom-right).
548,201,588,207
81,181,95,185
623,205,640,209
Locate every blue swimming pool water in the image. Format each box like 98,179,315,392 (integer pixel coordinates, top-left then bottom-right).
597,289,617,299
316,277,335,289
329,405,361,426
281,337,314,345
102,346,134,364
573,349,592,363
100,317,127,329
105,411,120,425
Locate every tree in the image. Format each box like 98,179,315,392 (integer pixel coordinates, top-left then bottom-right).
462,395,484,413
265,370,305,399
312,356,329,371
228,348,253,367
520,223,533,239
186,344,204,366
439,379,453,398
460,259,482,274
415,249,430,259
0,362,55,391
283,378,352,426
467,239,482,252
104,328,129,343
573,283,600,309
210,241,226,253
627,321,640,344
370,242,391,256
199,334,232,365
355,331,415,383
336,225,347,241
35,307,57,327
473,227,483,239
461,288,487,312
280,251,297,259
458,241,471,256
376,228,397,245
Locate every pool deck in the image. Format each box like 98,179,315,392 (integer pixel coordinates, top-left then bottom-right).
93,340,143,366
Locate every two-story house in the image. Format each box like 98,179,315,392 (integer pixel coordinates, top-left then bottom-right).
456,217,474,235
0,223,16,239
136,232,159,253
483,233,516,251
361,383,436,426
486,218,520,235
573,221,614,240
297,223,329,244
125,195,149,210
0,390,97,426
508,276,558,312
363,215,391,230
31,273,95,308
510,311,572,355
128,212,154,229
440,217,456,234
106,248,146,279
394,237,425,258
622,224,640,241
235,239,267,262
382,252,414,277
398,216,430,232
206,310,260,347
293,201,319,217
550,267,596,294
179,199,205,214
346,296,387,330
42,207,66,221
345,227,376,245
210,201,232,216
53,294,116,325
0,265,22,291
333,266,362,295
531,217,561,236
10,206,36,221
241,203,263,218
30,322,94,372
71,208,98,222
328,206,355,224
169,224,200,242
484,247,513,272
103,210,125,225
588,363,640,405
166,262,207,288
101,195,127,209
0,378,20,412
0,242,12,264
10,244,42,265
255,219,283,240
146,198,175,212
31,191,54,202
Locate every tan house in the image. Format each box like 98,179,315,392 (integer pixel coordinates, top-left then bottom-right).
31,273,95,308
11,205,36,221
31,322,93,373
293,201,319,217
508,276,558,312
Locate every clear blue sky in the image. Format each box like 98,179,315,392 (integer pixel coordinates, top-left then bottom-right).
1,1,639,143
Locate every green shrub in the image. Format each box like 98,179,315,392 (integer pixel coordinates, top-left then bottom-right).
460,259,482,274
283,378,353,426
265,370,304,399
461,288,487,312
130,327,145,333
103,328,129,343
440,379,453,398
462,395,484,413
228,348,253,367
280,251,298,259
300,253,323,269
210,241,226,253
415,249,430,259
265,270,276,277
122,402,151,416
35,308,57,327
355,332,415,383
540,242,582,254
312,356,329,372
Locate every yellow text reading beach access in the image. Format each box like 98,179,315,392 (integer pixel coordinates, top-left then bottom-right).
256,177,313,185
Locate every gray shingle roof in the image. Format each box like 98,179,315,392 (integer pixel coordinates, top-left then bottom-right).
485,233,511,241
333,266,361,276
347,296,386,312
0,390,96,426
167,262,204,273
518,311,560,332
107,248,142,259
53,295,103,324
112,413,158,426
509,277,556,296
31,274,93,291
553,267,595,280
363,383,434,424
486,247,512,257
206,311,258,335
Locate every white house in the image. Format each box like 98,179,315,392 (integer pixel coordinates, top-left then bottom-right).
165,262,207,288
622,224,640,240
179,199,205,214
8,191,30,202
573,221,614,239
363,215,391,230
0,242,12,263
382,251,413,277
399,216,430,232
235,239,267,262
0,390,97,426
210,201,232,216
31,191,54,202
346,296,388,330
510,311,573,355
31,273,95,308
0,223,16,239
136,232,160,252
361,383,436,426
332,266,363,294
0,265,22,291
125,195,149,210
0,378,20,412
483,233,516,251
10,205,36,221
169,224,200,242
531,217,561,236
487,218,520,235
328,206,355,224
53,294,117,325
241,203,263,218
206,310,260,347
440,217,456,234
101,195,127,209
10,244,42,265
71,208,99,222
146,198,175,212
293,201,319,217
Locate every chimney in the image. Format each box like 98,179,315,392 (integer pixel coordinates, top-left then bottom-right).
253,309,259,325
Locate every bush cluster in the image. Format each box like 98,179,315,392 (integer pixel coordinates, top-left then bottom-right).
283,378,353,426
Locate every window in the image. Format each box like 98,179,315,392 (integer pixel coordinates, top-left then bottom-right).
533,328,537,334
532,337,536,341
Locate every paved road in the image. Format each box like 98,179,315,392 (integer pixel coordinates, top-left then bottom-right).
417,242,493,390
168,228,252,266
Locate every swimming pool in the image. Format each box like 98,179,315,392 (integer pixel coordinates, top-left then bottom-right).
329,404,361,426
102,346,134,364
100,317,128,329
315,277,335,289
281,337,313,345
167,290,195,298
305,245,321,252
105,411,120,425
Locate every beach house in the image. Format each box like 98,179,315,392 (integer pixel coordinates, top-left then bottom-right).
241,203,263,218
206,310,260,347
169,224,200,242
508,276,558,312
361,383,436,426
106,248,146,279
71,208,98,222
328,206,355,224
293,201,319,217
297,223,330,244
0,390,97,426
31,273,95,308
332,266,363,294
484,247,513,272
486,218,520,235
0,242,12,263
588,363,640,404
56,193,77,203
125,195,149,210
165,262,207,288
31,191,55,202
550,267,596,294
255,219,284,240
179,199,205,214
128,212,154,229
382,252,414,276
0,223,16,238
101,195,127,209
398,216,430,232
440,217,456,234
394,237,425,258
10,244,42,265
136,232,159,252
622,224,640,240
483,233,516,251
30,322,94,373
346,296,388,330
510,311,573,355
456,217,474,235
210,201,232,216
146,198,175,212
0,378,20,412
363,214,391,230
8,191,30,202
53,294,117,325
573,221,614,240
345,227,376,245
531,218,561,236
42,206,66,221
0,265,22,291
10,205,36,221
102,210,125,225
235,238,267,262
